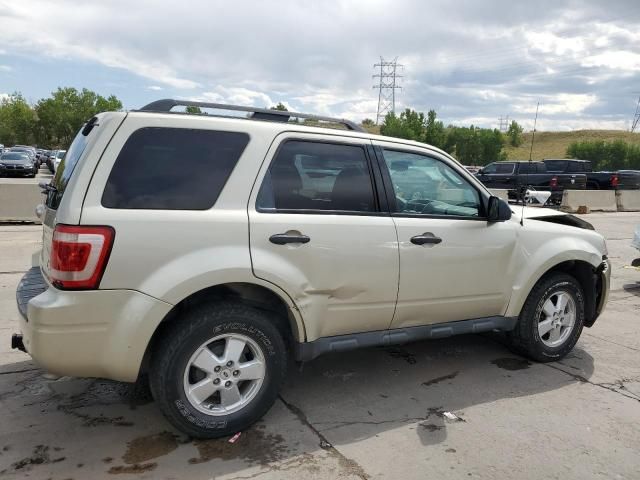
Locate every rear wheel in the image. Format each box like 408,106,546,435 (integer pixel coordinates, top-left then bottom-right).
149,302,287,438
507,273,584,362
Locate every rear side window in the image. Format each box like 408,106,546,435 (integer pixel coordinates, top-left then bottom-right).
256,140,376,213
102,127,249,210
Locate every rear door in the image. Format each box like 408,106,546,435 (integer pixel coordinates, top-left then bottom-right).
248,133,399,341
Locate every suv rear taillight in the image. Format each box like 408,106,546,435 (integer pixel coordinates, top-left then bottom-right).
550,176,558,188
50,225,115,290
610,174,619,188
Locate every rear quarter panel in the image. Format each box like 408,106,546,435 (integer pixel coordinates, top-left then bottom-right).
81,113,283,304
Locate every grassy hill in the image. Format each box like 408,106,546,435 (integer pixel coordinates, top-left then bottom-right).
504,130,640,160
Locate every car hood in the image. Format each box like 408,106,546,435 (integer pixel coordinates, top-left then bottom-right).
0,159,32,166
513,206,595,230
514,206,566,219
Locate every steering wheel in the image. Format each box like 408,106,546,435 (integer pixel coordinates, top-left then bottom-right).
404,198,434,213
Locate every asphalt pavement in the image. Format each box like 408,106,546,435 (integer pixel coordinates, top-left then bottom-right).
0,212,638,479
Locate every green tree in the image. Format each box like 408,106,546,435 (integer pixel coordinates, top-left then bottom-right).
0,93,37,145
507,120,524,147
380,109,425,141
361,118,376,128
566,139,640,170
270,102,288,111
445,126,505,165
185,105,202,114
423,110,446,149
35,87,122,147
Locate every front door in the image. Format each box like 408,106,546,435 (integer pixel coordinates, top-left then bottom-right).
373,141,518,329
249,133,399,341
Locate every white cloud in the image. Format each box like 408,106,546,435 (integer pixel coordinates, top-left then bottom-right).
0,0,638,130
0,65,12,72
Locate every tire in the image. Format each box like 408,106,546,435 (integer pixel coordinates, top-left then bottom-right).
149,301,287,438
507,273,584,362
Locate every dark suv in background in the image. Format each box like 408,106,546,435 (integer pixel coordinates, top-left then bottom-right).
543,159,640,190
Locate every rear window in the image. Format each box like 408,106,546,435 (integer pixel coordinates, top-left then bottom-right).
102,127,249,210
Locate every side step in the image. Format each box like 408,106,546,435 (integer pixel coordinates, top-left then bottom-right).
295,316,518,361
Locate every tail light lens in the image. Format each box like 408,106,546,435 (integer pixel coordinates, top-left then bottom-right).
50,225,115,290
610,174,619,188
550,176,558,188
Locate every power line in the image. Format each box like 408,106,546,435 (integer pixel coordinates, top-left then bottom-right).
373,57,403,125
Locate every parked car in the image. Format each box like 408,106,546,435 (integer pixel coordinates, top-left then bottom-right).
13,100,610,439
542,159,640,190
46,150,57,172
475,160,587,204
53,149,67,172
0,151,38,177
9,146,38,168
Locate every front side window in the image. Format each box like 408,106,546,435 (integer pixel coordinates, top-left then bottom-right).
102,127,249,210
257,140,376,213
483,162,515,174
382,149,481,217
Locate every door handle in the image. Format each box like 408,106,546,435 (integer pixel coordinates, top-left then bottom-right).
269,233,311,245
410,233,442,245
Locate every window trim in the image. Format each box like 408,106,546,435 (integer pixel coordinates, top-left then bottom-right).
101,126,250,211
255,138,387,216
373,146,489,220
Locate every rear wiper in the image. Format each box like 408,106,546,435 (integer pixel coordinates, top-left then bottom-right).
38,182,57,194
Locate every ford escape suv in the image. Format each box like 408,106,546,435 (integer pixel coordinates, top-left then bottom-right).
13,100,610,438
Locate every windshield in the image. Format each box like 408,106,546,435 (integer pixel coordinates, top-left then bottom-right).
47,131,89,209
1,153,29,161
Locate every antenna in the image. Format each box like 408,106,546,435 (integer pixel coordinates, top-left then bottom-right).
521,102,540,226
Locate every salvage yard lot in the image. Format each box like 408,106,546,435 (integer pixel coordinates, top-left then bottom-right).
0,213,639,480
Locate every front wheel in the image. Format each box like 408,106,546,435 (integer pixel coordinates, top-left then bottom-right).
507,273,585,362
149,302,288,438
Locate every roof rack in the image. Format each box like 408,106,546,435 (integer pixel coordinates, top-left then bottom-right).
137,99,365,132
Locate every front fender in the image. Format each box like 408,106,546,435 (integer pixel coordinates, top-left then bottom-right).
505,234,603,318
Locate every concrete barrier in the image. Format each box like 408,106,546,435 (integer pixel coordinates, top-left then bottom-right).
560,190,617,213
0,183,43,223
616,190,640,212
489,189,510,201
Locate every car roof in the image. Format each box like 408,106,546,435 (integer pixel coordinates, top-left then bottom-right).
127,99,453,160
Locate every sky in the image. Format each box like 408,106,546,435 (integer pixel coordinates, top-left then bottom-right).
0,0,639,131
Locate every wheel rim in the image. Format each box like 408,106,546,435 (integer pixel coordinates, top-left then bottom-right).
183,333,266,416
538,290,576,347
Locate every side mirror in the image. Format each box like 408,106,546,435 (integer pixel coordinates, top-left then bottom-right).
477,168,484,175
487,196,512,222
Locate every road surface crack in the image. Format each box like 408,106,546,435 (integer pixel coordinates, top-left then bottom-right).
278,395,371,480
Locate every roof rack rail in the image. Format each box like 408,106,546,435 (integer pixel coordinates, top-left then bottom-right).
136,99,365,132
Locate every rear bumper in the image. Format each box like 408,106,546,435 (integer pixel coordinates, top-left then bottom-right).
14,267,172,382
